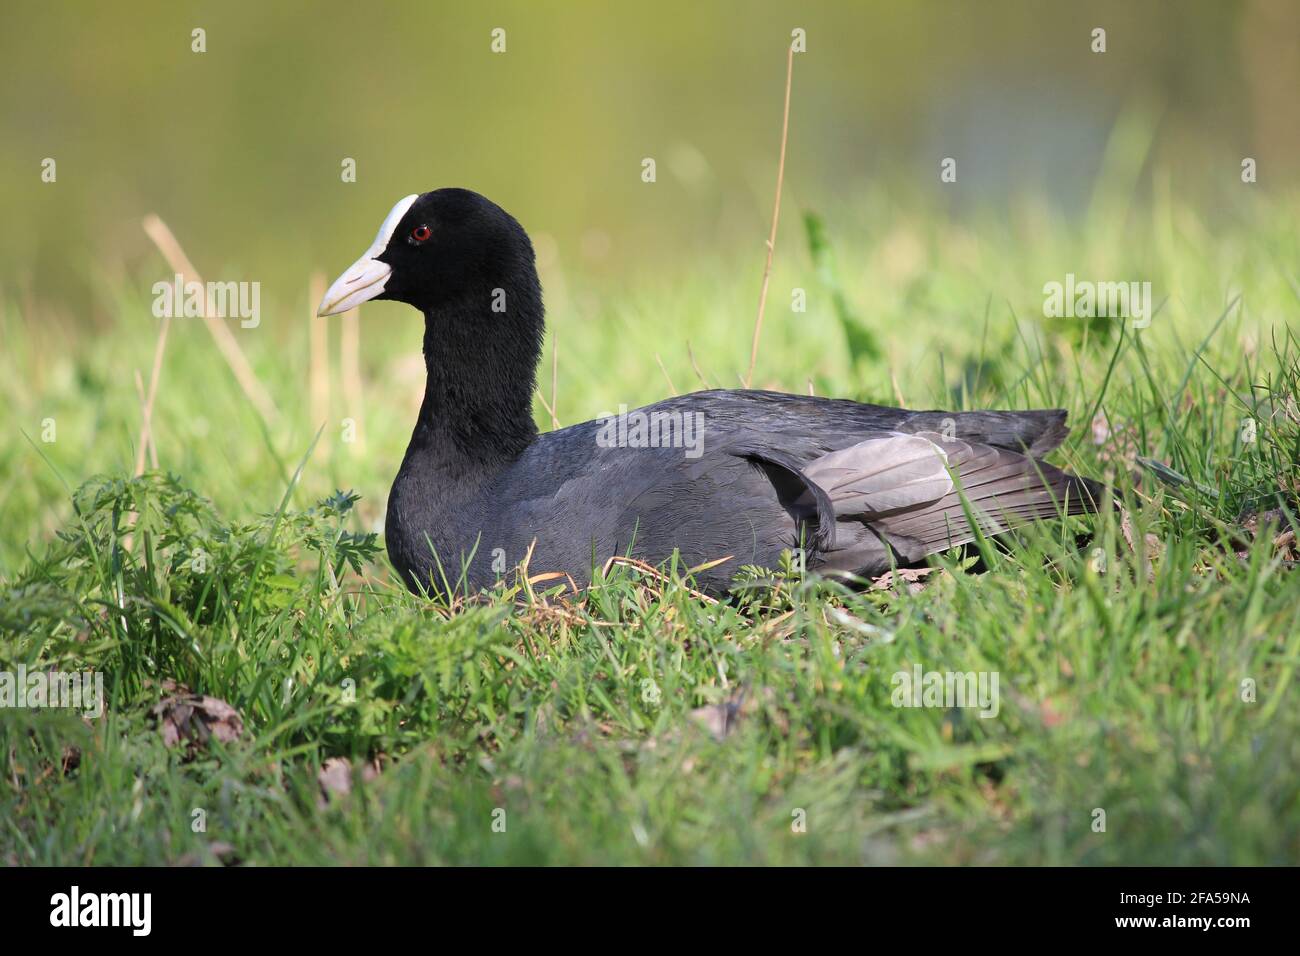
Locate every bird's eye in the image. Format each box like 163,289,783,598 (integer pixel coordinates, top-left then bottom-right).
411,225,432,242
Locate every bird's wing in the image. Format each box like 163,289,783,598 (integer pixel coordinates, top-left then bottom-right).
734,430,1101,578
800,432,954,515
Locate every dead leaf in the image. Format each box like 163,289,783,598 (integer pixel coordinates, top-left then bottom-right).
871,566,940,593
690,686,748,741
1119,510,1162,558
317,757,353,801
1235,507,1299,560
316,755,386,806
151,692,244,751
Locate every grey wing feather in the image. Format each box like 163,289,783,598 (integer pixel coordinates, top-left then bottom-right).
789,431,1101,578
801,432,954,516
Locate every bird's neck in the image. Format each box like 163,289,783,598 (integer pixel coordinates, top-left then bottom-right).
405,282,543,478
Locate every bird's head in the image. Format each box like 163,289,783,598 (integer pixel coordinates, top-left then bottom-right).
317,188,537,318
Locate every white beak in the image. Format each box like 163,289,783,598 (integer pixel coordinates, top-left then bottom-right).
317,194,419,316
317,254,391,316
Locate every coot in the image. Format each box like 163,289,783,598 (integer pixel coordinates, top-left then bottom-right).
319,189,1100,596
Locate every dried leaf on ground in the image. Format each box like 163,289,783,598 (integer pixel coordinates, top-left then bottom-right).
871,566,941,593
1235,507,1299,560
151,691,244,750
690,686,752,741
316,755,385,806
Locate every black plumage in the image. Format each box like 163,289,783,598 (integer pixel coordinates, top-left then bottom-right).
318,188,1101,596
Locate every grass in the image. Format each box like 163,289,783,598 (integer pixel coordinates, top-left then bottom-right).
2,180,1299,865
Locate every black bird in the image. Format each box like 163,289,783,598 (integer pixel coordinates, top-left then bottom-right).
319,188,1101,596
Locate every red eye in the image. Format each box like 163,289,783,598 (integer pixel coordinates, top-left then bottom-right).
411,225,431,242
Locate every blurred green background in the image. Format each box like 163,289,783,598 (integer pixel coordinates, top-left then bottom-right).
3,0,1297,319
